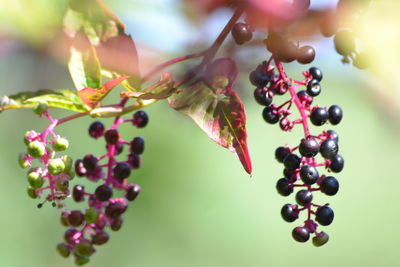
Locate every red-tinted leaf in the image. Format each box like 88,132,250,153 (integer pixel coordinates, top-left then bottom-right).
78,76,128,108
168,59,252,174
120,73,176,100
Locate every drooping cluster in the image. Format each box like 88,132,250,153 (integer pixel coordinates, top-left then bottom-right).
18,112,74,207
251,59,343,246
56,110,148,265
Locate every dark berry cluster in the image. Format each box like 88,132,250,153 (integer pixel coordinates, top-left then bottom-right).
57,110,148,265
18,112,74,207
252,59,344,246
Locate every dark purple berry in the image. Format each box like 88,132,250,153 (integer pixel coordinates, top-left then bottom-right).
75,159,87,176
110,216,123,231
283,168,295,179
231,22,253,45
72,185,85,202
68,210,85,227
296,190,313,206
276,178,293,196
315,206,334,226
107,142,124,155
64,228,78,244
320,176,339,196
297,45,315,64
297,90,313,105
309,67,323,82
299,165,319,185
105,203,126,219
88,121,105,139
329,154,344,173
320,139,338,159
328,105,343,125
310,107,329,126
92,231,109,245
130,137,144,154
82,154,98,173
262,106,280,124
306,79,321,97
113,162,131,182
249,70,271,88
126,184,141,201
254,88,272,106
95,184,113,201
133,110,149,128
292,226,310,242
299,137,320,158
326,130,339,142
104,129,120,145
281,204,299,222
275,146,290,163
283,154,301,171
127,154,141,169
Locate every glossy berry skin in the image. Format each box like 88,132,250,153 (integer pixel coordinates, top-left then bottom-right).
315,206,334,226
276,178,293,196
299,165,319,185
72,185,85,202
312,231,329,247
92,231,109,245
275,146,290,163
320,139,339,159
68,210,85,227
329,154,344,173
262,106,280,124
231,23,253,45
88,121,105,139
297,45,315,64
104,129,120,145
283,168,295,180
27,141,46,158
110,216,123,231
296,190,313,206
105,203,126,219
82,154,98,173
306,79,321,97
281,204,299,222
297,90,313,106
299,137,320,158
95,184,113,201
74,159,87,176
127,154,141,169
309,67,323,82
292,226,310,242
249,70,270,88
283,154,301,171
310,107,329,126
328,105,343,125
326,130,339,142
133,110,149,128
126,184,141,201
113,162,131,182
254,88,272,106
130,137,145,155
320,176,339,196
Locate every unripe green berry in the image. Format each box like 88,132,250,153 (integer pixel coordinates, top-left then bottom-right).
74,240,94,257
24,130,37,146
27,140,46,158
56,179,69,192
27,186,38,199
18,153,31,169
85,208,99,224
48,158,65,175
67,170,76,180
46,147,55,159
62,155,73,173
312,231,329,247
27,171,44,189
75,256,90,266
56,243,70,258
52,137,69,152
33,102,48,115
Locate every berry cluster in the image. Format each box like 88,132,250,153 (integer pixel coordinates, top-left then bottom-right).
251,58,343,246
57,110,148,265
18,112,74,207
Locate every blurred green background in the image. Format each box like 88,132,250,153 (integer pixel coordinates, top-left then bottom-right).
0,0,399,267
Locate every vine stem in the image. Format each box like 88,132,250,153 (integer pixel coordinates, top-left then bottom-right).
274,58,310,137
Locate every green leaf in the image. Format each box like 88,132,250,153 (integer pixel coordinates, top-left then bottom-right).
77,76,129,108
0,89,90,113
168,59,252,174
120,73,176,100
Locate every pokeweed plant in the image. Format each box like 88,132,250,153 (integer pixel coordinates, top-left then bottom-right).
0,0,370,265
